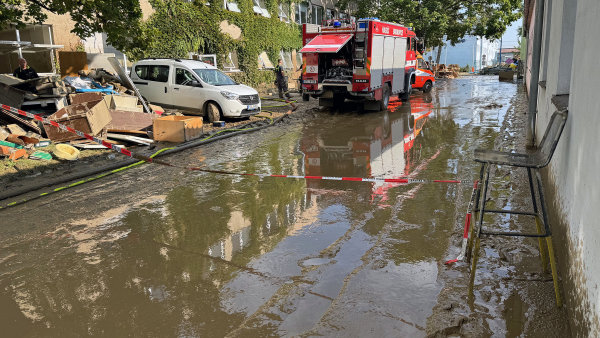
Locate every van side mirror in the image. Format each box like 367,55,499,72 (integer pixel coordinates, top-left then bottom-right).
191,80,202,87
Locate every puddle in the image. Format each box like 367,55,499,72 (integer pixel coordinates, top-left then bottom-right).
301,257,332,267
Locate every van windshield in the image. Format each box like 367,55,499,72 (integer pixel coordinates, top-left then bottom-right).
193,69,237,86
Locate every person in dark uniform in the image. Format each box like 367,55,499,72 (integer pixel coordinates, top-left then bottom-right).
13,57,39,80
274,58,291,99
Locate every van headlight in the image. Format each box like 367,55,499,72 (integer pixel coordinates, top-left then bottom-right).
220,91,239,100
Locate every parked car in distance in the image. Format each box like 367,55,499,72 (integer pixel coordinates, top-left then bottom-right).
130,58,261,122
412,52,435,93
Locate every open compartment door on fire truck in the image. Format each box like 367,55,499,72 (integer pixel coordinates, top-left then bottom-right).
299,34,353,53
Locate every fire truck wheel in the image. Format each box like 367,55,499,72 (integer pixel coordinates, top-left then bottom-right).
422,80,433,93
379,84,390,111
400,83,412,101
302,93,310,101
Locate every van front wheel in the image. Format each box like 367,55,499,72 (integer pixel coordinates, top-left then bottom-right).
207,102,221,123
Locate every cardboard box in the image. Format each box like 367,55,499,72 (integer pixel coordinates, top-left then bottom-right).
153,116,203,143
43,97,112,142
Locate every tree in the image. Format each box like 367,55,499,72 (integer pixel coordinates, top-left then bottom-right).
338,0,521,50
0,0,146,52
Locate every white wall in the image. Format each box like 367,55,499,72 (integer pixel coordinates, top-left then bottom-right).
534,0,600,334
422,36,499,70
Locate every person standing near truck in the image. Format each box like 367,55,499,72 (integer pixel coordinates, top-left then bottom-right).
274,59,291,100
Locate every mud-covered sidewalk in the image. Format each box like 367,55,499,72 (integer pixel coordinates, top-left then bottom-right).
427,82,570,337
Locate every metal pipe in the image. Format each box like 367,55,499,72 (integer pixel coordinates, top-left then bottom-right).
15,28,22,58
479,36,483,71
526,0,546,147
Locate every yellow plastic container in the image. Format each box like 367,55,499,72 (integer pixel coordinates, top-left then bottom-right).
53,143,80,161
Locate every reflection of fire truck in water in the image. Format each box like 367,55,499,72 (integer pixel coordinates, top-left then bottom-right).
300,18,418,110
300,95,433,201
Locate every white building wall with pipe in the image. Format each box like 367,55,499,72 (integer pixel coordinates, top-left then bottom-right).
422,36,499,70
530,0,600,334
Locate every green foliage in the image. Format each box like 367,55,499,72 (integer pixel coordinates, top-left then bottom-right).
1,0,301,86
132,0,231,60
136,0,302,86
339,0,521,48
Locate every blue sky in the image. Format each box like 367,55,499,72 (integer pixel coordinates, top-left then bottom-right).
501,20,521,48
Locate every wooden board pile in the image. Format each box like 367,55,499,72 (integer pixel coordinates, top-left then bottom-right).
435,64,460,79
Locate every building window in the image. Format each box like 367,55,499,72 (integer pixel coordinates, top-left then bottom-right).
326,9,335,20
224,0,241,12
279,3,289,22
311,4,324,25
279,50,293,69
253,0,270,18
296,2,308,24
223,51,240,71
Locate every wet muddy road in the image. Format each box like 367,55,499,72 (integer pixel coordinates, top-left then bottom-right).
1,76,565,336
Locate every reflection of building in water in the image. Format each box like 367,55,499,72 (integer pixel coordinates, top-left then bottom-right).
207,193,317,263
208,211,251,262
300,96,433,201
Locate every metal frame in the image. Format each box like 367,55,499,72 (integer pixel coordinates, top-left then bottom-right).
468,110,567,307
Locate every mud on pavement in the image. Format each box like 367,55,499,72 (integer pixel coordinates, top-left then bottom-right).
426,82,570,337
0,77,571,337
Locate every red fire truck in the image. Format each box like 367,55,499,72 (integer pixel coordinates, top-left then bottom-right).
300,18,417,110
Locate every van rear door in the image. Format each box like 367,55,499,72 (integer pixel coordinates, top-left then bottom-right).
131,64,172,106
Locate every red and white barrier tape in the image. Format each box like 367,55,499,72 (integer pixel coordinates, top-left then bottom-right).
1,102,474,185
445,180,479,265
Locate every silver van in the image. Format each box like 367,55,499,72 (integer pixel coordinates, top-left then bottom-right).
130,58,261,121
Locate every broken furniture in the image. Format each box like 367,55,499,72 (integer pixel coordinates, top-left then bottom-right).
469,110,568,307
43,97,112,142
1,75,71,113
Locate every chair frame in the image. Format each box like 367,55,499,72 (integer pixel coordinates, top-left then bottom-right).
467,110,567,307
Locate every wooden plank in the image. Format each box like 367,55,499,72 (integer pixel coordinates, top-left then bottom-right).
59,51,89,77
0,74,24,86
69,92,103,105
0,108,42,134
107,109,158,131
107,129,149,135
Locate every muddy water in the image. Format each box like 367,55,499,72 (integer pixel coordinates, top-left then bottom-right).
1,76,518,336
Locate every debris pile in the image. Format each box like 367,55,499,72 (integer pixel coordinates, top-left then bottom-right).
0,67,170,164
435,64,460,78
